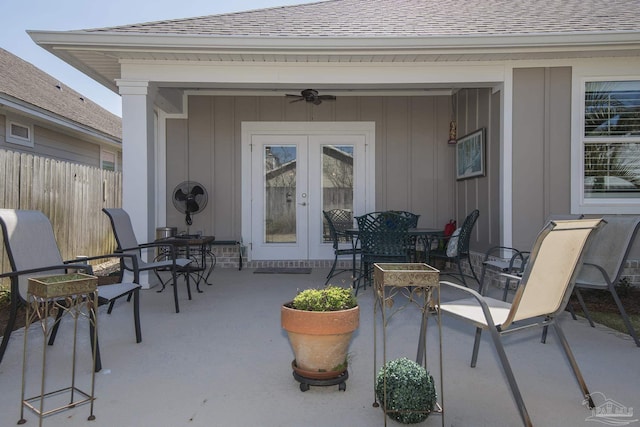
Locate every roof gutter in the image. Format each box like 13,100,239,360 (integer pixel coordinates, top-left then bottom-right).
28,30,640,52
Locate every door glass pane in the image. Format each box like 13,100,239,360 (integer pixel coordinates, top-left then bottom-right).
264,145,297,243
322,145,354,243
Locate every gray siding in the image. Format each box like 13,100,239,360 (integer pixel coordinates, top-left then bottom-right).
1,113,104,168
512,67,572,249
453,88,499,254
165,95,456,240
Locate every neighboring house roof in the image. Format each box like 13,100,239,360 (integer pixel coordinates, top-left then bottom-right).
85,0,640,37
0,47,121,142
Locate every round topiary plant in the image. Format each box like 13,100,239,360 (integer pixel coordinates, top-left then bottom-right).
375,357,437,424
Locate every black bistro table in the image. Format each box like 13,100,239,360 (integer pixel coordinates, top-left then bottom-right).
156,235,216,300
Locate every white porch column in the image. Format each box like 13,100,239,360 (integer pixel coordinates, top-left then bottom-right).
117,80,157,287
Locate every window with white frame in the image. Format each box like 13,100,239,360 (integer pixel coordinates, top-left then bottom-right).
101,150,116,171
582,80,640,201
5,117,34,147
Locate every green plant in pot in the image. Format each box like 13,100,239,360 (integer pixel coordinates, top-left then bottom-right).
281,285,359,380
375,357,437,424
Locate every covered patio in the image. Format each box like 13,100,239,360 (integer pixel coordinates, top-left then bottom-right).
0,267,637,427
27,0,640,277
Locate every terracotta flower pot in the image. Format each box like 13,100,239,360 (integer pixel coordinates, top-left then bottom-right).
281,303,359,379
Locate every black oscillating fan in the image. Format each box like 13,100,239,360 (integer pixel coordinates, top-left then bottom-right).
172,181,208,226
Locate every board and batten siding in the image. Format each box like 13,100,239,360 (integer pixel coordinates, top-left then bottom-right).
452,88,500,256
165,95,457,242
512,67,573,250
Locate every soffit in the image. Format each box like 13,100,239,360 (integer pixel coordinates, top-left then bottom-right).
41,39,640,95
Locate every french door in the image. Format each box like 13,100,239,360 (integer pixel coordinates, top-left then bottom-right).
242,122,375,261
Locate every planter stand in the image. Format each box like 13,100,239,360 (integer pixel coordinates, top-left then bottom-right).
373,263,444,426
19,273,98,427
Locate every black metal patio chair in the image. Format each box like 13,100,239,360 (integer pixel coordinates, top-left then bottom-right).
354,211,413,293
479,215,583,298
322,209,360,286
428,209,480,288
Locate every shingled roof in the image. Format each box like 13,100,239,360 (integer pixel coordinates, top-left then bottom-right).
0,48,121,141
83,0,640,37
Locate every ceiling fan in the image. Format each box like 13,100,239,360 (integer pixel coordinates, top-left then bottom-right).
285,89,336,105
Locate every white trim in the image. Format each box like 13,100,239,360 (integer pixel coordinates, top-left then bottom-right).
502,66,514,247
156,109,168,228
100,149,117,171
5,117,33,147
241,122,375,261
571,61,640,214
28,29,640,52
185,89,454,97
119,60,506,88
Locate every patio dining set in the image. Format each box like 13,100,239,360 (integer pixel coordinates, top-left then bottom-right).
322,208,481,293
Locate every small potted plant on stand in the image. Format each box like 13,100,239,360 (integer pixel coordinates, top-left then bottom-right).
281,285,359,391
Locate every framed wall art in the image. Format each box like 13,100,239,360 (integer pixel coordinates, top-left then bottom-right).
456,128,485,180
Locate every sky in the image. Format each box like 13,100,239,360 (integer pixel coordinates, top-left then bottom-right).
2,0,321,118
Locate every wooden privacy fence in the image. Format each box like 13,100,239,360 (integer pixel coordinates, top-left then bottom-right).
0,149,122,277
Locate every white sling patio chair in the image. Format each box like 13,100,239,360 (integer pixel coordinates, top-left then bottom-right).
439,218,604,427
103,208,191,313
0,209,142,371
571,215,640,347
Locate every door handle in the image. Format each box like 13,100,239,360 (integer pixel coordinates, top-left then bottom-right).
298,202,307,206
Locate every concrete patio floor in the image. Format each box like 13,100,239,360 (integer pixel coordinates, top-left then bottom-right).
0,267,638,427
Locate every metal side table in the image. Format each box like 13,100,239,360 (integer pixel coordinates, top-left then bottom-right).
373,263,444,427
19,273,98,426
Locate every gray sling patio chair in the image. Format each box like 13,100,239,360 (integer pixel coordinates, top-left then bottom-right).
439,218,604,427
0,209,142,371
570,215,640,347
103,208,191,313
